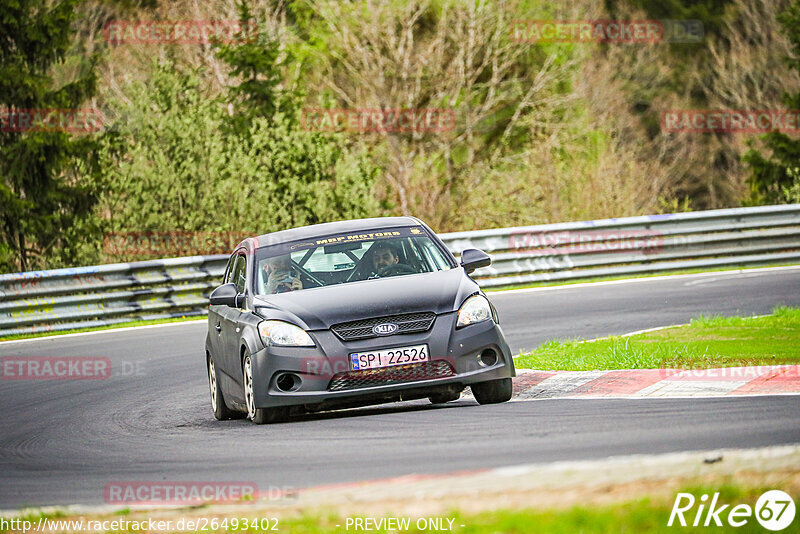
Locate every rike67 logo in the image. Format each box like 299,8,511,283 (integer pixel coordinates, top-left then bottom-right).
668,490,796,530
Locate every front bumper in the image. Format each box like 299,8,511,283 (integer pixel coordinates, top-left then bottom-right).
248,312,515,410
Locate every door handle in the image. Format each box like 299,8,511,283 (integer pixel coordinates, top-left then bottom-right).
215,322,222,333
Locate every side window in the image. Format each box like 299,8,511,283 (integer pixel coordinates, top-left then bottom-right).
223,254,236,284
418,239,451,271
231,254,248,293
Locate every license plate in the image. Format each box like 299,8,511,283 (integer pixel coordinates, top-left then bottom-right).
350,344,429,371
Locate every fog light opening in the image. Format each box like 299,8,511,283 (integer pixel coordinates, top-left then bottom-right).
478,349,498,367
276,373,301,392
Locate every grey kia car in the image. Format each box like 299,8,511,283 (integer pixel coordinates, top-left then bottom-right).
205,217,515,424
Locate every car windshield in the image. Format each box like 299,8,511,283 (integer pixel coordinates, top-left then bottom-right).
253,226,454,295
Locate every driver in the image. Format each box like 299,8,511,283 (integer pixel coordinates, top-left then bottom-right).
369,243,413,277
263,255,303,294
372,243,400,272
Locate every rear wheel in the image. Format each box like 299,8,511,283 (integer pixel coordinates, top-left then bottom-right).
471,378,513,405
208,356,243,420
243,355,291,424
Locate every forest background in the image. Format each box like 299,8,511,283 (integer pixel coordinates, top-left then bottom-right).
2,0,800,273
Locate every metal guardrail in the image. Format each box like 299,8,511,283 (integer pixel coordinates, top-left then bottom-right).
0,256,227,337
1,204,799,337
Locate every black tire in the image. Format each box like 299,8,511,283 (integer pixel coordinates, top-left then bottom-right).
251,406,292,425
471,378,513,405
429,390,462,404
243,354,292,425
208,355,243,420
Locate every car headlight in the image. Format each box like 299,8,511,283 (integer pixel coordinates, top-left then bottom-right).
258,320,315,347
456,295,493,328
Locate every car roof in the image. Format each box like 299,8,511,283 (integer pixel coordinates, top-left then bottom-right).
239,216,427,250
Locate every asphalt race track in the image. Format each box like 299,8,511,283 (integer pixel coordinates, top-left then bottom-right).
2,268,800,508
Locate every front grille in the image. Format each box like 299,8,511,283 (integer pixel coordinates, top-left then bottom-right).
331,312,436,341
327,360,455,391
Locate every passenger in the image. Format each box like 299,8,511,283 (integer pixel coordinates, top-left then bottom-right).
263,255,302,294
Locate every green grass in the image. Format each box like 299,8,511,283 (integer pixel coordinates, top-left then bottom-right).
487,263,800,292
0,316,205,342
2,483,788,533
444,494,773,534
278,500,779,534
281,479,792,533
515,306,800,371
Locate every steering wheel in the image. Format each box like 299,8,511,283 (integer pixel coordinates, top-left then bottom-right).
376,263,416,277
290,261,324,289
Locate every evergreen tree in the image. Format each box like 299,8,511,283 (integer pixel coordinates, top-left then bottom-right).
0,0,100,272
744,0,800,204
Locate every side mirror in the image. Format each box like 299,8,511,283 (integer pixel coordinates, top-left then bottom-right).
209,283,243,307
460,248,491,274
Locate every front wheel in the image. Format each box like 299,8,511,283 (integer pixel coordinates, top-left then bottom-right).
471,378,513,405
208,356,243,420
243,355,291,424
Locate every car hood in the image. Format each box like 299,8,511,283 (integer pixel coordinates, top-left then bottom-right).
252,268,478,330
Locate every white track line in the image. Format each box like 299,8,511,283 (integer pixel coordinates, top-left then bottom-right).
515,314,772,351
0,319,207,345
488,264,800,296
507,392,800,401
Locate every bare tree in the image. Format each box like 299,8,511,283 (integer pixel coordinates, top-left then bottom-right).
700,0,798,111
306,0,583,229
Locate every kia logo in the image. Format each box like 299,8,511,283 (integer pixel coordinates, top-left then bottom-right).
372,323,398,336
